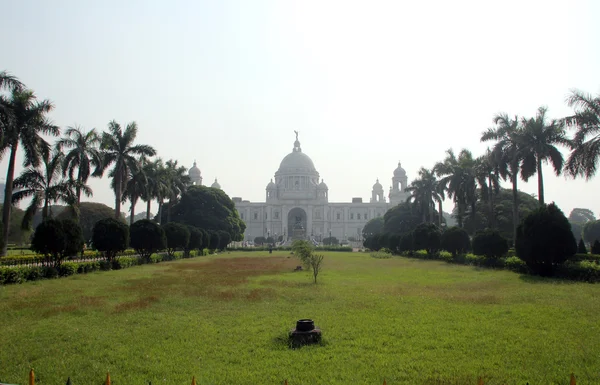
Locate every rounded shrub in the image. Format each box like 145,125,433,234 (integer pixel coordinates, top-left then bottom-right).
208,231,220,250
130,219,166,261
412,223,441,254
61,219,85,258
515,203,577,276
162,222,190,256
440,226,471,257
472,229,508,259
217,230,231,250
31,219,66,266
187,226,204,254
92,218,129,261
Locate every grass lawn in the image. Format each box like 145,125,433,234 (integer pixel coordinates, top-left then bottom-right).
1,251,599,385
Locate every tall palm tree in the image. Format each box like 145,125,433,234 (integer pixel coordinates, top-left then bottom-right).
0,89,58,256
100,120,156,219
0,71,24,146
518,107,570,205
405,167,443,224
11,149,81,229
434,149,478,229
163,159,191,223
56,126,103,205
481,114,523,241
475,150,501,229
564,90,600,179
124,156,149,226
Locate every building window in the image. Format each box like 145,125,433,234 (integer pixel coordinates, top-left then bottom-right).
265,212,268,220
337,213,340,220
254,213,258,220
357,213,361,220
350,213,354,220
241,213,244,220
275,211,279,219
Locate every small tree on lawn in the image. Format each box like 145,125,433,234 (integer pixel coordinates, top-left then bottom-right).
413,223,441,254
199,228,210,251
61,219,84,259
291,239,313,267
254,236,265,246
186,226,203,255
31,219,66,267
308,253,324,283
208,231,220,250
440,226,471,257
217,230,231,250
92,218,129,262
130,219,166,261
577,238,588,254
592,240,600,255
472,229,508,259
163,222,190,256
515,203,577,276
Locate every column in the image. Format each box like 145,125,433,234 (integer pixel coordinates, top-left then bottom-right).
307,205,313,239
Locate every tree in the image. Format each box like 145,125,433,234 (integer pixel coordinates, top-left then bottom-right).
254,236,266,245
481,114,524,242
577,239,588,254
363,234,381,251
515,203,577,276
434,149,478,228
292,239,314,267
440,227,470,257
56,202,121,242
405,167,444,224
142,158,168,221
92,218,129,261
475,150,501,229
382,201,422,236
217,230,231,250
412,223,441,254
322,236,339,246
31,219,65,267
583,220,600,245
592,240,600,255
162,222,190,256
0,71,24,146
568,208,596,224
208,231,220,250
61,219,85,259
519,107,570,205
129,219,166,261
56,126,102,205
162,159,191,223
362,217,384,239
99,120,156,219
187,226,203,254
11,148,80,229
308,253,324,284
472,229,508,259
124,157,149,226
564,89,600,179
166,185,246,242
1,89,59,256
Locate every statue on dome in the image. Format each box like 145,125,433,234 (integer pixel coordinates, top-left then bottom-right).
294,130,299,141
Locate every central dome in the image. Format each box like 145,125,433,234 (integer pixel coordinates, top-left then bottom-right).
275,134,319,176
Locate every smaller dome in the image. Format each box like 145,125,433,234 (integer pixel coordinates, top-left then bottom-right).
211,178,221,189
266,178,276,189
189,161,201,178
394,161,406,177
318,179,328,190
372,178,383,190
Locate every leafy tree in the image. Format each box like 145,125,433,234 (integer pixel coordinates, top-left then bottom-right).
440,226,470,257
187,226,203,254
217,230,231,250
1,89,59,256
481,113,525,242
61,219,85,259
583,220,600,245
163,222,190,256
568,208,596,224
405,167,444,224
362,217,384,239
292,239,314,267
570,221,583,243
208,231,220,250
519,107,570,205
254,236,266,245
31,219,65,267
129,219,166,260
11,148,80,229
56,126,102,205
398,233,414,253
265,236,275,244
99,120,156,219
412,223,441,254
162,159,191,223
382,201,422,236
56,202,121,242
564,89,600,179
515,203,577,276
0,71,24,147
592,240,600,255
472,229,508,259
199,228,210,250
363,234,381,251
167,185,245,241
92,218,129,261
577,238,588,254
322,236,339,246
308,253,324,284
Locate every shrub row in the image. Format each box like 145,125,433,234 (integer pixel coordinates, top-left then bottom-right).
0,249,209,285
227,246,353,252
0,248,140,266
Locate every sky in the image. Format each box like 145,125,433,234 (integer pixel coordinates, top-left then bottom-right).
1,0,600,217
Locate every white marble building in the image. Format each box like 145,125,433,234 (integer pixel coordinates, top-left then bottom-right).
188,135,409,242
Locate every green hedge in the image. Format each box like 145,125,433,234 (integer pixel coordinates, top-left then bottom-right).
227,246,353,252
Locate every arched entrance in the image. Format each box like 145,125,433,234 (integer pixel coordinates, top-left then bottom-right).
288,207,307,240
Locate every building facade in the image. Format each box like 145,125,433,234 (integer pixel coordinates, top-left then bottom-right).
189,135,409,242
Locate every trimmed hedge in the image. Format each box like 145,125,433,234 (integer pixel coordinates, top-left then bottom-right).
227,246,353,252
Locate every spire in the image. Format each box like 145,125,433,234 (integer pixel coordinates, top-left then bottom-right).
293,130,301,152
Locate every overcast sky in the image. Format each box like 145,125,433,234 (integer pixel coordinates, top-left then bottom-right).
2,0,600,217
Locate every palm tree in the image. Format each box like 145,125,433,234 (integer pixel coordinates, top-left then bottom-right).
564,90,600,179
0,71,24,146
0,89,58,256
124,156,149,226
481,114,523,241
405,168,443,224
518,107,570,205
475,150,501,229
56,126,103,205
163,159,191,223
11,149,81,229
100,120,156,219
434,149,478,229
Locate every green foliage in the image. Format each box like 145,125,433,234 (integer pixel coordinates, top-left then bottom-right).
265,236,275,244
254,236,266,245
583,220,600,244
322,236,339,246
112,256,139,269
592,240,600,255
472,229,509,259
162,222,190,255
398,233,414,253
382,201,422,235
577,238,588,254
92,218,129,261
362,217,384,239
187,226,203,252
31,219,66,266
307,253,324,283
370,249,392,259
291,239,313,267
208,231,220,250
515,203,577,276
440,226,470,256
167,185,246,242
61,219,84,258
58,262,78,277
363,234,381,251
130,219,166,261
504,256,528,273
412,223,441,254
56,202,118,241
217,230,231,250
